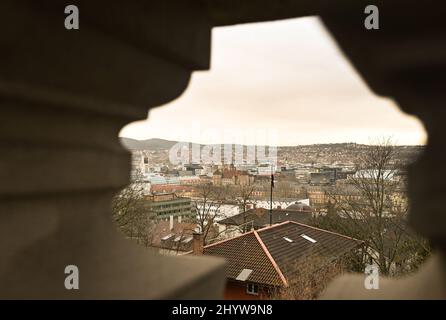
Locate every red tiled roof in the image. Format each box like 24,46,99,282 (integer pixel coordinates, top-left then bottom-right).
203,231,286,287
150,221,197,251
202,221,363,287
257,221,362,281
218,208,313,228
150,184,191,193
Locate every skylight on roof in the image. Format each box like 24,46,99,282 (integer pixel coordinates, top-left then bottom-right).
161,233,174,241
236,269,253,281
301,234,317,243
182,236,193,244
283,237,293,243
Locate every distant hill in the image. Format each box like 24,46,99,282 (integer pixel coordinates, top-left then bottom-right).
120,137,423,166
121,138,423,151
120,137,178,150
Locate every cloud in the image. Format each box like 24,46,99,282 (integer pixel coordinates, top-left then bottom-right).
120,17,426,146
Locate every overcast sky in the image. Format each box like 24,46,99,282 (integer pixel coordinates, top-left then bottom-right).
120,17,426,146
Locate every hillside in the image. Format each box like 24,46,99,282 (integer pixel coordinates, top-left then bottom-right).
120,137,178,150
120,138,424,165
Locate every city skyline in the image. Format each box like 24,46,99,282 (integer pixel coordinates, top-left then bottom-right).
122,136,425,147
120,17,426,146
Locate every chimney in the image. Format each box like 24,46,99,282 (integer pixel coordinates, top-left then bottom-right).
169,215,174,231
192,232,204,255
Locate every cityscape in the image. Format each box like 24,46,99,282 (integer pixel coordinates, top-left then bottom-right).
2,1,443,306
113,137,429,299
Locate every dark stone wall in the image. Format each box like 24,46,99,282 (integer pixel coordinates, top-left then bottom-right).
0,0,225,299
1,0,444,299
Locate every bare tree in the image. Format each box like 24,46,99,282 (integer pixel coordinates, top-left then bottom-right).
271,254,348,300
318,138,430,276
231,184,256,232
192,183,227,244
112,170,155,246
273,181,295,199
